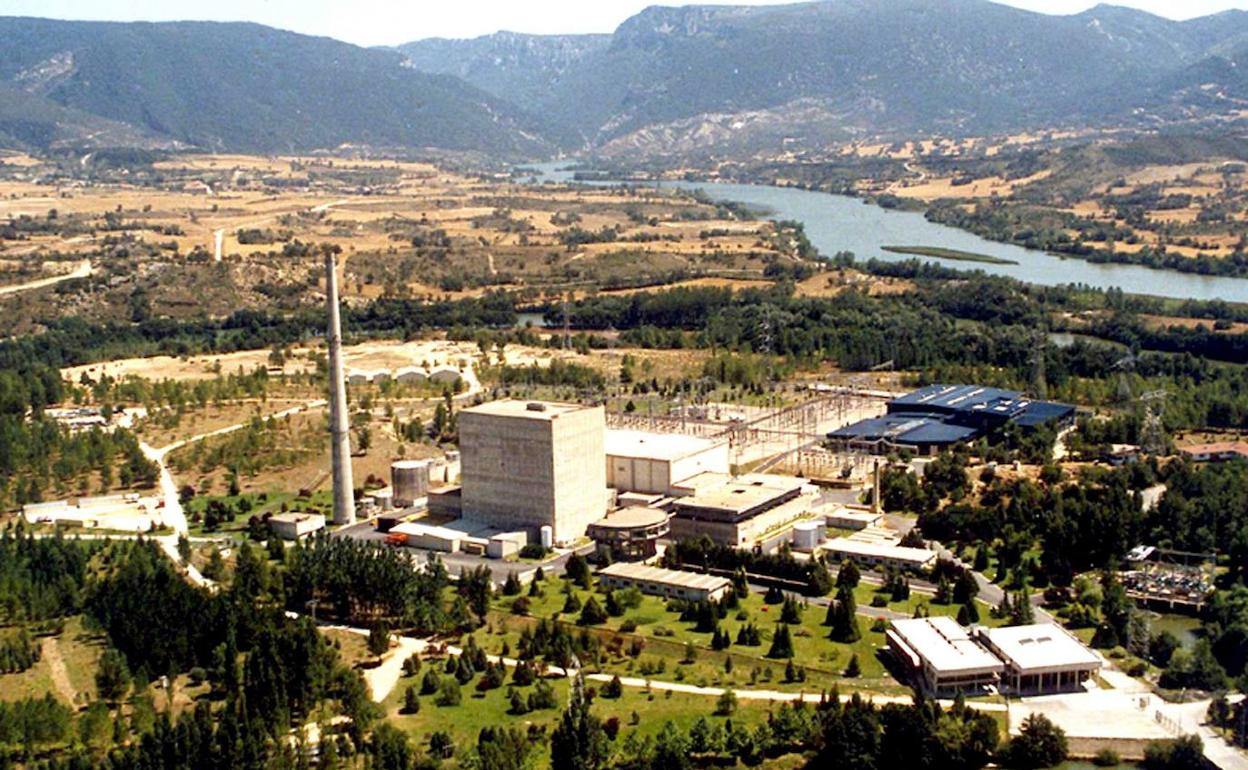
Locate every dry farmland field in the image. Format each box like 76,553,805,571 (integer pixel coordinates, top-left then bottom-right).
0,152,818,336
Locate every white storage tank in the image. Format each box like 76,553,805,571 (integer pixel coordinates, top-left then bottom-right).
391,460,431,507
791,520,823,551
540,525,553,549
371,488,393,510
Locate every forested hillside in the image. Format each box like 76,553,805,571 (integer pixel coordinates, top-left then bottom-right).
0,18,555,155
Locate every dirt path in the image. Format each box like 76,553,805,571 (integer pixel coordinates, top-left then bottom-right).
41,637,76,704
0,258,92,296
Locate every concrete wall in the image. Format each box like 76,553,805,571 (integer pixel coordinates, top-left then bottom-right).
550,406,608,543
607,456,670,495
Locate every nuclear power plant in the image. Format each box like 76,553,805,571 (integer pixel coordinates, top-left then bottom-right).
325,249,355,526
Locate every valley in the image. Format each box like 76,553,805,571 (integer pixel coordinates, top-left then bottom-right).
4,2,1248,770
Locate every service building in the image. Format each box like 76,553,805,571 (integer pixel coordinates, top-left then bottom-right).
597,562,732,603
668,472,813,547
267,513,326,540
821,536,937,573
976,623,1102,694
887,616,1004,696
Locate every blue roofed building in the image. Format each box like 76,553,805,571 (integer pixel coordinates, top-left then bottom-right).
828,384,1075,455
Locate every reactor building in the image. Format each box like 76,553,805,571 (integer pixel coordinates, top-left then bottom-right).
457,400,609,545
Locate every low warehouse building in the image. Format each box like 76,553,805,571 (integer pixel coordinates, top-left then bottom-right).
587,507,670,561
977,623,1102,694
821,536,936,573
267,513,326,540
605,429,730,495
888,616,1003,697
388,521,463,552
824,507,883,531
597,562,732,603
487,531,528,559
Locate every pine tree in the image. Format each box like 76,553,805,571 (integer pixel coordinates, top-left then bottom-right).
836,559,861,588
844,654,861,677
402,686,420,714
830,585,861,643
550,675,609,770
578,596,607,625
768,624,794,659
605,590,622,617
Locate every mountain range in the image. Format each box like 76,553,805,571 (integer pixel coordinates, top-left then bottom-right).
398,0,1248,155
2,1,1248,159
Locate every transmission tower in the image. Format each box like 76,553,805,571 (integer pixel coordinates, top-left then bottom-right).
1030,329,1048,399
1139,389,1168,457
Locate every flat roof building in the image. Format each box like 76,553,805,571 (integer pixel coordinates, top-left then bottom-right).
597,562,732,603
1180,441,1248,463
389,521,463,552
267,512,325,540
977,623,1102,694
605,429,730,495
824,507,883,531
822,536,936,573
459,400,608,546
668,472,814,547
888,616,1004,696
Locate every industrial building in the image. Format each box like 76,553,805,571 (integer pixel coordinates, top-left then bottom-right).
824,507,883,531
458,400,608,546
387,521,464,552
267,513,325,540
604,429,729,495
977,624,1102,694
597,562,732,603
887,616,1004,696
828,384,1076,455
586,507,671,561
667,472,815,547
821,533,937,573
22,495,163,533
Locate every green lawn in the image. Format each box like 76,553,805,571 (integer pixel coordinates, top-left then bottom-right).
185,490,301,537
383,667,780,767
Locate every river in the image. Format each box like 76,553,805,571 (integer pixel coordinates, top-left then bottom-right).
524,163,1248,303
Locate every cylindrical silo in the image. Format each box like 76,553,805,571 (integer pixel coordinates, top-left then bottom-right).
792,521,820,551
540,525,553,550
391,460,430,508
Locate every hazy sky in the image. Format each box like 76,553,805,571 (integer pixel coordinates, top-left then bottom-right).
0,0,1244,47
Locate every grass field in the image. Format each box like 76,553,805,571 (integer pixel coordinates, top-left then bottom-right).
474,575,999,693
0,616,105,706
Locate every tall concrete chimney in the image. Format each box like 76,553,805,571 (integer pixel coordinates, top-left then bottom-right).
325,250,355,526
